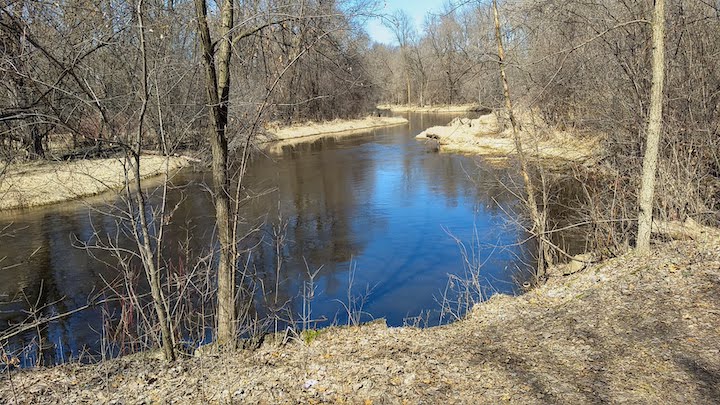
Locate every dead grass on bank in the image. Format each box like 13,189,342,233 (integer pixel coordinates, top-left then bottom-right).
0,155,191,211
260,116,408,144
3,238,719,404
416,112,602,164
377,104,484,113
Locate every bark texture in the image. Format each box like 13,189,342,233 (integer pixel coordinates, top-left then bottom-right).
194,0,236,344
636,0,666,254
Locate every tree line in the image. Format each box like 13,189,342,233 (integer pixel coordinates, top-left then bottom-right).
376,0,718,253
0,0,379,160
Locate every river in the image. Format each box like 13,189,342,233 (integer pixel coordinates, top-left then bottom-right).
1,112,546,366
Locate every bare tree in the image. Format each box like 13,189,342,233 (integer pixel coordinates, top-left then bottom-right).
376,0,718,258
492,0,550,278
194,0,236,345
636,0,666,253
384,10,416,104
127,0,175,361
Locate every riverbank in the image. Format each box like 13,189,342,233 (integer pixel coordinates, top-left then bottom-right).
377,104,485,113
0,116,407,211
261,116,408,144
416,113,601,164
3,237,719,403
0,155,192,211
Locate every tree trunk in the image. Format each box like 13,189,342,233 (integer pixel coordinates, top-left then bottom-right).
22,124,44,158
134,0,175,361
31,127,43,157
492,0,549,279
194,0,236,345
636,0,666,254
406,74,411,105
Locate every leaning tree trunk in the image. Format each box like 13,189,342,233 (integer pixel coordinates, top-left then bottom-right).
492,0,550,279
194,0,236,345
636,0,666,254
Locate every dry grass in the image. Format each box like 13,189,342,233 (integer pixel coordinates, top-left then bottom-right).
416,113,602,164
261,116,408,144
0,155,191,210
377,104,483,113
3,239,719,403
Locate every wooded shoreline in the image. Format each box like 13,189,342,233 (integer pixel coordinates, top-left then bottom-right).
414,113,602,164
0,116,411,211
0,156,191,211
1,0,718,399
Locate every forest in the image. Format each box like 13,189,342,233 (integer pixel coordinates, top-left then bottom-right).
1,0,720,402
3,0,717,220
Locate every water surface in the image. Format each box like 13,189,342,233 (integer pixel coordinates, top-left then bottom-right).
0,113,537,365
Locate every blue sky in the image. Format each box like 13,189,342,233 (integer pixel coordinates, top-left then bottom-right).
365,0,449,45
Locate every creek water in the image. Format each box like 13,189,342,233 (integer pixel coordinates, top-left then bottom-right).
0,112,547,366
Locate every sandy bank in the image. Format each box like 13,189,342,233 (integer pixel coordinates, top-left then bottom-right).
261,116,408,144
0,155,191,211
3,237,719,403
377,104,484,113
416,113,601,164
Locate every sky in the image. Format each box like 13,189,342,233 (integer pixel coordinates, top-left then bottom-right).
364,0,448,45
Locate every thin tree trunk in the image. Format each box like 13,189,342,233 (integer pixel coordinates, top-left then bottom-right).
406,74,411,105
636,0,666,254
194,0,236,345
134,0,175,361
492,0,549,279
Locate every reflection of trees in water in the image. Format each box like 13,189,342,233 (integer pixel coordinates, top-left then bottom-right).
0,217,53,364
418,153,523,216
531,170,589,259
237,138,380,321
0,208,126,365
237,126,555,327
475,162,591,263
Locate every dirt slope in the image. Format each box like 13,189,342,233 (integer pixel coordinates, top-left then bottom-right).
2,239,719,404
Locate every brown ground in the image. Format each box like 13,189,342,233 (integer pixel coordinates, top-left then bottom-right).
2,238,719,404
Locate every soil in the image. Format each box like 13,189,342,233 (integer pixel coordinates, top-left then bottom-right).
0,155,191,211
415,114,601,164
2,238,719,404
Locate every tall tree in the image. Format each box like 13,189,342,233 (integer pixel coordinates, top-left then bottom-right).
194,0,236,344
636,0,666,253
384,10,415,104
